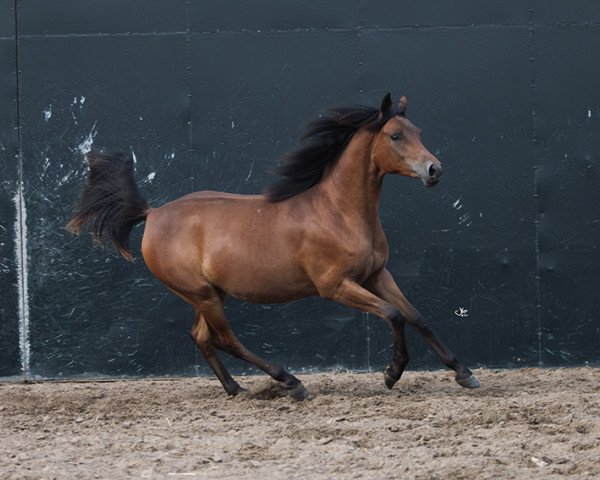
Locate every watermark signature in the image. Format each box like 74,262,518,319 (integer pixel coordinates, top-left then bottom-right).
454,307,469,318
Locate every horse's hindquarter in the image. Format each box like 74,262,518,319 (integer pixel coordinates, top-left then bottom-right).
142,191,317,303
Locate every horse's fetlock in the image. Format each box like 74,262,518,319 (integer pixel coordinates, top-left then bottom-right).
271,366,287,382
284,377,301,389
396,355,410,369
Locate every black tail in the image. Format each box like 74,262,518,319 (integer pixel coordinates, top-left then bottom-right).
68,152,149,261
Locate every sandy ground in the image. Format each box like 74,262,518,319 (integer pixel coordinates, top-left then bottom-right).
0,367,599,479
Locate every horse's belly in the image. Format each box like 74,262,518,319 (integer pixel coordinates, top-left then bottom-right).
207,252,317,303
201,231,317,303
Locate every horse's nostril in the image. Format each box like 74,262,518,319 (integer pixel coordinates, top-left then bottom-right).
428,164,437,178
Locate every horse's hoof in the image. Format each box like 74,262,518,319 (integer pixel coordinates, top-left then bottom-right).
287,383,310,401
456,374,480,389
384,373,398,390
383,364,400,389
230,386,249,397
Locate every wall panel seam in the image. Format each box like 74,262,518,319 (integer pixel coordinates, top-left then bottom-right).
14,22,600,40
529,3,542,367
185,2,194,194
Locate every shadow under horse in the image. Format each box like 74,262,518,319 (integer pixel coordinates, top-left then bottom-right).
68,93,480,399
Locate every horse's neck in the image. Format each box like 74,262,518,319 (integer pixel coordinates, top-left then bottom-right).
317,129,383,223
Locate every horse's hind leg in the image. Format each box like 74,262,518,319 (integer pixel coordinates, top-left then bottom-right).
199,293,309,400
190,312,247,396
383,316,409,390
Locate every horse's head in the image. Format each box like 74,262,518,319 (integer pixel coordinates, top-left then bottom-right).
372,93,442,187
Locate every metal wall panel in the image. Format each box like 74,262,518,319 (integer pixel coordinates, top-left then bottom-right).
358,0,529,27
1,2,598,380
0,0,14,37
532,0,600,24
190,31,361,194
18,0,188,35
18,33,199,378
189,1,358,32
359,28,538,368
190,31,371,372
535,26,600,365
0,0,21,379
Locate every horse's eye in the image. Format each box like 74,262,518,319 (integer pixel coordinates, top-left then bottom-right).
390,133,403,142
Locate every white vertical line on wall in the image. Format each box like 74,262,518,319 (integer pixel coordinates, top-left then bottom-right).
14,186,30,378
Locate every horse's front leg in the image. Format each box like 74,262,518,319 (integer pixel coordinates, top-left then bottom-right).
323,277,414,385
365,269,480,389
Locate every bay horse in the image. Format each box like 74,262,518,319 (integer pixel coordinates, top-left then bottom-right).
68,93,480,399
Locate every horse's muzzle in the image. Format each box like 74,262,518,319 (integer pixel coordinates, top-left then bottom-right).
425,162,442,187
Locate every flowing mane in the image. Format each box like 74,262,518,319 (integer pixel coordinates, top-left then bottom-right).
264,104,392,202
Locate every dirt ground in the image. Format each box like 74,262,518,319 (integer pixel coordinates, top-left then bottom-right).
0,368,599,479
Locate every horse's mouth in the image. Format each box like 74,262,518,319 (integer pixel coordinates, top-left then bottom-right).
423,178,441,188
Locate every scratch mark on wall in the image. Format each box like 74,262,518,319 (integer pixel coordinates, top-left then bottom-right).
451,197,472,227
70,98,79,124
58,173,72,187
69,96,87,125
245,161,254,182
43,105,52,121
458,212,472,225
75,122,98,155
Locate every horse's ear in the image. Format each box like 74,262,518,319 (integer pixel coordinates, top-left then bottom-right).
398,96,408,115
380,92,392,116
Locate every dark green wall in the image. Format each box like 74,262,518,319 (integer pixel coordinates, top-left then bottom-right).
1,1,599,380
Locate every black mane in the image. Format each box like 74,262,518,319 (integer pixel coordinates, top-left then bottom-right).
264,104,392,202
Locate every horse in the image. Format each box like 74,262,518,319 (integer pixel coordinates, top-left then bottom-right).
68,93,480,399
